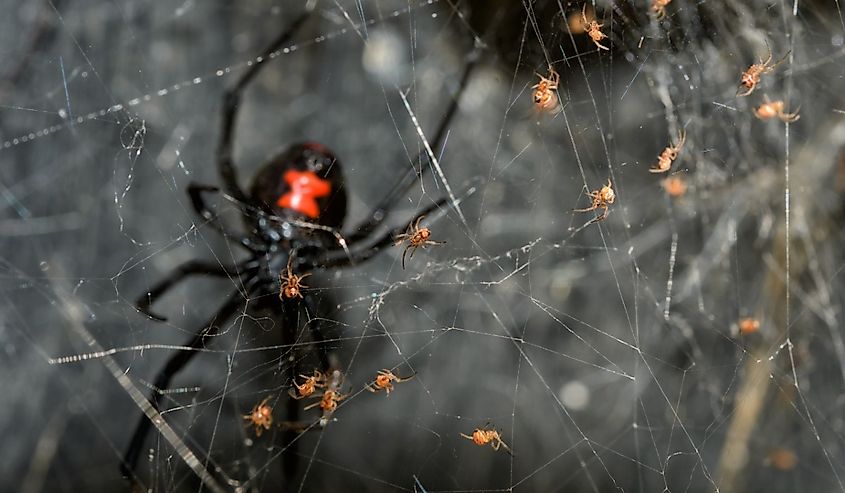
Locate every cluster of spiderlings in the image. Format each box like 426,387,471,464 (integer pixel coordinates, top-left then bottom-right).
19,0,839,490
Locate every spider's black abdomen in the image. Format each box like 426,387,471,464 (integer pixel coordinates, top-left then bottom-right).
250,142,348,231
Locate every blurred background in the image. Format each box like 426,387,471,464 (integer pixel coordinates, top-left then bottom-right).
2,0,845,491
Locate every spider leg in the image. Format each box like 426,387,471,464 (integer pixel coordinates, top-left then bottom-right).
121,288,249,478
302,399,322,411
781,107,800,122
497,439,515,456
317,185,475,270
188,184,265,252
278,292,329,481
761,40,773,65
288,388,309,400
135,259,254,321
394,372,416,383
772,49,792,69
216,9,313,203
312,372,328,387
736,84,753,97
301,294,331,370
588,205,609,224
365,383,380,393
344,46,480,244
676,129,687,150
401,245,414,270
281,395,302,484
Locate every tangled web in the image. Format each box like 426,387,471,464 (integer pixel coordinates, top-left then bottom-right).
2,0,845,491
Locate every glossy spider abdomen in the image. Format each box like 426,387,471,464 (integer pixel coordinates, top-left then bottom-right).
250,142,348,233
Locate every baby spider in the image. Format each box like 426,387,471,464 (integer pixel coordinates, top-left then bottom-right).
288,370,327,400
754,98,799,123
279,256,310,300
365,369,415,395
532,67,560,114
394,215,444,269
461,427,513,455
649,130,686,173
651,0,673,19
244,397,273,437
738,317,760,335
574,178,615,223
566,6,591,34
737,46,790,97
304,388,346,413
766,447,798,471
582,5,609,51
661,175,688,198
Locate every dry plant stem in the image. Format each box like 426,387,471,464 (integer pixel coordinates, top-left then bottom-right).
714,117,845,491
47,272,228,492
714,250,782,491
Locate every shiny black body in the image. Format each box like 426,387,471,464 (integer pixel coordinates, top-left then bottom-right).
120,8,478,490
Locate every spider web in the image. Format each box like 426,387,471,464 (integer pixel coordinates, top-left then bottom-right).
2,0,845,491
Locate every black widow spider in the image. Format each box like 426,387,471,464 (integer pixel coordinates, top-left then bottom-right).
120,6,480,487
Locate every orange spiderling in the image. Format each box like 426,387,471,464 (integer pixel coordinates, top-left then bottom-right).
738,46,790,97
649,130,686,173
279,257,310,300
582,5,609,51
365,369,415,395
460,427,512,454
661,176,688,198
532,67,561,114
754,99,799,122
574,178,615,223
651,0,673,19
766,447,798,471
244,397,273,437
304,389,345,413
567,7,592,34
288,370,327,400
394,215,445,269
738,317,760,335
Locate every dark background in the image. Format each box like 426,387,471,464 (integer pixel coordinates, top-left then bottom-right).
2,0,845,491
